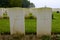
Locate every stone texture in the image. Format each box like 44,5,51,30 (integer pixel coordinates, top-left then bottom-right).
31,8,52,36
37,8,52,36
7,8,25,34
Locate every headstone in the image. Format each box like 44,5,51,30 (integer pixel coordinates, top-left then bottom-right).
7,8,52,36
7,8,25,34
31,8,52,36
24,8,30,17
0,8,3,17
30,8,38,17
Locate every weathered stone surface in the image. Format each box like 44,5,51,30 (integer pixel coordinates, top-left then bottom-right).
31,8,52,36
7,8,52,36
7,8,25,34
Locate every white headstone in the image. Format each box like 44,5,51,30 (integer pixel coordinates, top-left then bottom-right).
31,8,52,36
7,8,25,34
24,8,30,17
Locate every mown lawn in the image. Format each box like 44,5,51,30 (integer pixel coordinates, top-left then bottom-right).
0,12,60,34
25,19,36,34
0,19,10,33
52,12,60,33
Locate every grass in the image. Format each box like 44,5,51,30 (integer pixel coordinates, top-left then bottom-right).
0,12,60,34
25,19,36,34
0,18,10,33
52,12,60,33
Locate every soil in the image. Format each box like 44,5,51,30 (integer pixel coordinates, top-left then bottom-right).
0,35,42,40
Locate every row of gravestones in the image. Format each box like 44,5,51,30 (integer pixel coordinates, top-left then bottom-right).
0,8,52,36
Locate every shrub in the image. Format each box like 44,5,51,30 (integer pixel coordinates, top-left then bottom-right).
3,16,9,19
57,11,59,13
3,13,9,19
25,13,36,19
0,16,3,19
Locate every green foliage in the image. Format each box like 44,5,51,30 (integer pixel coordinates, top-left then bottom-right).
0,0,10,8
9,0,22,7
3,13,7,17
22,0,30,8
29,13,34,19
25,13,36,19
25,19,36,34
29,3,35,8
0,0,30,8
3,12,9,19
52,12,60,33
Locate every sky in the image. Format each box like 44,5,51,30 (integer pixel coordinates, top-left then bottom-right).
29,0,60,8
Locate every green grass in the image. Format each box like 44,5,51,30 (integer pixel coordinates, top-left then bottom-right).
0,12,60,33
52,12,60,33
25,19,36,33
0,19,10,33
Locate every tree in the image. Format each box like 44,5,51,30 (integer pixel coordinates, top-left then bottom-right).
29,3,35,8
57,11,59,13
22,0,30,8
0,0,9,8
0,0,36,8
9,0,22,7
0,0,30,8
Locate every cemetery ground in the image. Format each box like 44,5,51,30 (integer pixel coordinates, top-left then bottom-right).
0,12,60,40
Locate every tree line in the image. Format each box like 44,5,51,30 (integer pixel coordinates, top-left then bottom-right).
0,0,31,8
